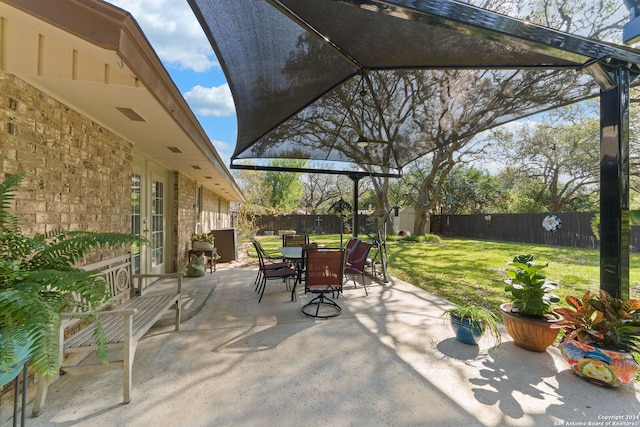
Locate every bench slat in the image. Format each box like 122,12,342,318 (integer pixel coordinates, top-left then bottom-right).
130,294,178,340
64,294,178,349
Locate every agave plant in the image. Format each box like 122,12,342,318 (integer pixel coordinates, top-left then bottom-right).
504,254,560,317
554,290,640,353
0,172,145,377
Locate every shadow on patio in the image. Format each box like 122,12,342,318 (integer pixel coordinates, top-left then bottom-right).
17,264,640,427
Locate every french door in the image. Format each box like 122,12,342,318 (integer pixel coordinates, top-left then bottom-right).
132,156,169,275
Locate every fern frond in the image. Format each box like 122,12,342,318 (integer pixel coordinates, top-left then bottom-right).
1,173,146,376
25,231,145,271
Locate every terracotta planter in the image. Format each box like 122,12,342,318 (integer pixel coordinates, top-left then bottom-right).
560,339,639,387
449,314,485,345
500,303,562,352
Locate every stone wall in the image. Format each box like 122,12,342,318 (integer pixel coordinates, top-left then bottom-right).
174,172,197,272
0,73,132,261
201,186,231,232
173,173,231,272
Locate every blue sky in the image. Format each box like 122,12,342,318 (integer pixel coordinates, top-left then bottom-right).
108,0,237,165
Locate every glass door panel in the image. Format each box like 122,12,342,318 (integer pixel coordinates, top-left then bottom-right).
131,172,142,274
151,179,164,269
132,156,168,275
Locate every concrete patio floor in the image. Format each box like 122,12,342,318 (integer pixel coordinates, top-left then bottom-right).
13,262,640,427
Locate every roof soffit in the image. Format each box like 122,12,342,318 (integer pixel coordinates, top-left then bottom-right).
1,0,244,201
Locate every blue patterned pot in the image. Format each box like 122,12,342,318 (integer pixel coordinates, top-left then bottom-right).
449,314,485,345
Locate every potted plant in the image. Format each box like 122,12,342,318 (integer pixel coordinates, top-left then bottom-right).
443,303,501,346
191,232,215,250
554,290,640,387
0,172,144,379
500,254,562,352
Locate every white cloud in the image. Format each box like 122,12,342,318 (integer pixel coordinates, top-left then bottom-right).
109,0,218,72
211,139,233,153
184,84,235,117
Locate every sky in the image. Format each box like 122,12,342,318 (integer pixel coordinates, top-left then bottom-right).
108,0,237,166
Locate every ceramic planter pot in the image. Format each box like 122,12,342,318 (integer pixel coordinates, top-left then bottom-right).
449,314,485,345
559,339,639,387
500,303,562,352
192,241,214,250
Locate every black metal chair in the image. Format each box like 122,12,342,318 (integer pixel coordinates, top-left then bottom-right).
302,249,344,318
251,238,295,301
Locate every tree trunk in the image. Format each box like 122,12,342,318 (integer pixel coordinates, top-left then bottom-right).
414,206,431,235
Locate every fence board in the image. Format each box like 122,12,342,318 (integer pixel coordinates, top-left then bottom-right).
252,214,344,235
253,212,640,252
432,212,640,252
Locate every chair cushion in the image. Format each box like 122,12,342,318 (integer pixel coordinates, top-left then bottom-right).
263,262,290,270
264,267,296,278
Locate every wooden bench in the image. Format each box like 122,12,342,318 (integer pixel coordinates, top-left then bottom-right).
31,254,183,416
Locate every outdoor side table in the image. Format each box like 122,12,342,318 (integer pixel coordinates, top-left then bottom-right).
0,359,29,427
188,248,219,273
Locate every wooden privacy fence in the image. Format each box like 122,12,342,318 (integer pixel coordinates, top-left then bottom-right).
252,214,344,235
252,212,640,252
431,212,640,252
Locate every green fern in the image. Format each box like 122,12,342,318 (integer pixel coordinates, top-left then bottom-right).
0,172,146,377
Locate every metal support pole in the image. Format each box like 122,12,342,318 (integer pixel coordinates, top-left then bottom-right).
350,174,361,237
599,67,631,300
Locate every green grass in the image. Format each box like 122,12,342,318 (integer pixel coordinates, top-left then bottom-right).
252,234,640,315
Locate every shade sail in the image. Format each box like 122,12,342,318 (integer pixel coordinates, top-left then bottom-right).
189,0,640,172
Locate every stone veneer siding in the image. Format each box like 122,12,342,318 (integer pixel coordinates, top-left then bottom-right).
173,172,231,272
174,172,197,272
0,73,132,262
201,186,231,231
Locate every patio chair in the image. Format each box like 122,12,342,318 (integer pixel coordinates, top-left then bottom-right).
251,239,296,301
250,238,289,290
251,237,287,266
302,249,344,318
344,237,360,252
344,241,373,296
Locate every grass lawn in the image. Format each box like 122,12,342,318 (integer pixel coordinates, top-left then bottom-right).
252,234,640,315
